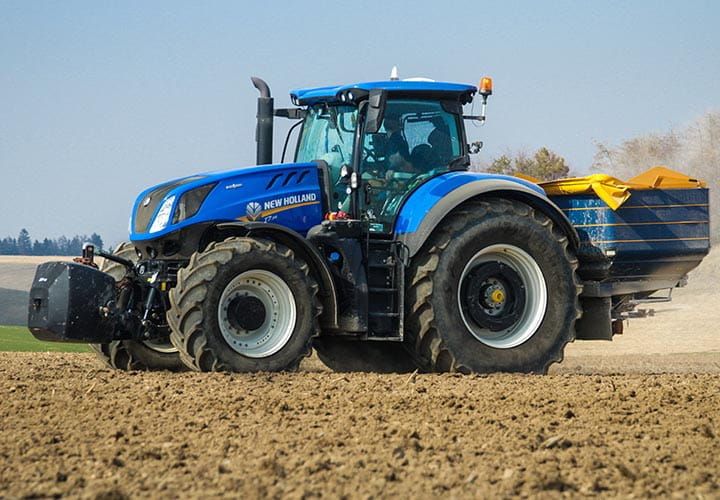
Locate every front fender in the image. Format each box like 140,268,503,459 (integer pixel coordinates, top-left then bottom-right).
395,172,579,257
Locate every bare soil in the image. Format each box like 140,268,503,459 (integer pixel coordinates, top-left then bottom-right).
1,353,719,500
1,251,718,498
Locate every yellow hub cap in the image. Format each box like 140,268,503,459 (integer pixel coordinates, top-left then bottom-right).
491,289,505,304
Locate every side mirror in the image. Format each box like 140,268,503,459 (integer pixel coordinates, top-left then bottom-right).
365,88,388,134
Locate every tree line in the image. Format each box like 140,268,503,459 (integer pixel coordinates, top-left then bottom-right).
0,229,104,255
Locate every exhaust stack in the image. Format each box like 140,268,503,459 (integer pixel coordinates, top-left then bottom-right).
251,76,273,165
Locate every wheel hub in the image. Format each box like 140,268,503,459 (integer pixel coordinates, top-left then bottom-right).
461,261,526,332
217,270,297,358
457,244,547,349
490,289,505,304
227,296,267,331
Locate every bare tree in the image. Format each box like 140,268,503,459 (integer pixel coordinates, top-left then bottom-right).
592,110,720,241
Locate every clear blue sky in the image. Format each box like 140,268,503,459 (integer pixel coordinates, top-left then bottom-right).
1,0,718,247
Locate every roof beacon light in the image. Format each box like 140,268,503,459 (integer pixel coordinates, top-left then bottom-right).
479,77,493,96
476,76,493,124
462,76,493,125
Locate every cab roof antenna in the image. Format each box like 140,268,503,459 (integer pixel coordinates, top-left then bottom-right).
389,66,399,80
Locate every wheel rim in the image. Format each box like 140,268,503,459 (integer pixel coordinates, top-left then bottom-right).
458,244,547,349
143,338,178,354
217,270,296,358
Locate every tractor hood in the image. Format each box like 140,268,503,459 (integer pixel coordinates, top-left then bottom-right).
129,162,324,242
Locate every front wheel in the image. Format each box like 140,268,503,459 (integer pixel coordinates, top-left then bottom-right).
405,198,581,374
90,339,184,371
167,237,321,372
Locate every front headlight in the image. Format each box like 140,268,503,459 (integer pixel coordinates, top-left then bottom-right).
148,195,175,233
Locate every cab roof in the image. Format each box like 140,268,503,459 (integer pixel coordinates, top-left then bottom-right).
290,80,477,106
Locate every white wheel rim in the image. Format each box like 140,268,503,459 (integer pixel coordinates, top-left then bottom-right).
143,338,178,354
218,270,296,358
457,244,547,349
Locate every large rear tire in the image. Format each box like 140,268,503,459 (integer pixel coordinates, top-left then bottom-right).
405,198,581,374
313,337,419,373
89,242,185,371
167,237,321,372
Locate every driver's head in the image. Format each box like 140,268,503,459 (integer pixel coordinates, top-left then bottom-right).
383,108,404,133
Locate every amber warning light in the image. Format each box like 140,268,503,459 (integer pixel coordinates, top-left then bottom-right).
463,76,493,126
479,77,493,96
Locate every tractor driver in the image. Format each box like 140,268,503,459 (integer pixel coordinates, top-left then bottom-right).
383,109,413,175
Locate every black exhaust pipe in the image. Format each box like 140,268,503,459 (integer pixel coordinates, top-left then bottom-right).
251,76,273,165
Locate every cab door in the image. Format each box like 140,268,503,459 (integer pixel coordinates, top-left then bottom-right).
359,99,464,233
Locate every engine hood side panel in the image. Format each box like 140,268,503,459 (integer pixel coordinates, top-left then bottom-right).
130,163,325,241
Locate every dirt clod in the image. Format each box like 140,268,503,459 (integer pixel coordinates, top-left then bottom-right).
218,459,232,474
541,435,572,449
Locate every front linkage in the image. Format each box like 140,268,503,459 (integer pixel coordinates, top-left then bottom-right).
28,243,185,345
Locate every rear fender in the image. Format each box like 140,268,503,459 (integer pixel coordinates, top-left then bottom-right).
396,175,579,257
207,222,338,329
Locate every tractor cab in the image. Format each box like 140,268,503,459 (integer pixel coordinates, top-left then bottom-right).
290,80,485,233
271,80,488,339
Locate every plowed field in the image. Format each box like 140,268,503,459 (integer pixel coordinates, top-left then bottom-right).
1,352,719,499
2,251,719,498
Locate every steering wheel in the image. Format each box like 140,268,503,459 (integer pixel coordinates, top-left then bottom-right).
363,146,381,163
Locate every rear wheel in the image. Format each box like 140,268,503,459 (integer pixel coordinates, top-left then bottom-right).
313,337,419,373
167,237,321,372
405,198,581,374
89,242,185,371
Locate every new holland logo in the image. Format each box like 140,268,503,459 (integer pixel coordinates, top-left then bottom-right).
245,202,263,221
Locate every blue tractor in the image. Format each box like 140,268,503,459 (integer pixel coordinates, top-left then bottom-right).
28,75,708,373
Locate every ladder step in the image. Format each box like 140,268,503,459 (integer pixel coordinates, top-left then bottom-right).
368,287,398,293
368,312,400,317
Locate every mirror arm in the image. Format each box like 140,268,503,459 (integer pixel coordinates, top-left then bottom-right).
463,94,490,124
274,108,306,119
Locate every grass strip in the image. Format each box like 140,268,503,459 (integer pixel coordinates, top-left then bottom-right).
0,325,90,352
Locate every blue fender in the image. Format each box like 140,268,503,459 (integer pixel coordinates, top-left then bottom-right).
395,171,579,257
